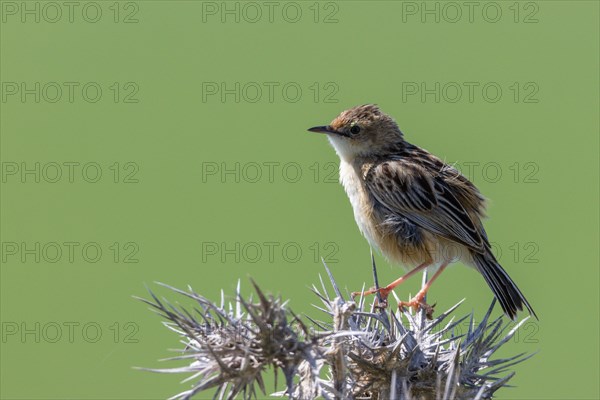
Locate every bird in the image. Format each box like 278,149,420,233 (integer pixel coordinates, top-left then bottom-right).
307,104,536,320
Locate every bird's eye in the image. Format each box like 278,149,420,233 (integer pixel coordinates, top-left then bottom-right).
350,125,361,135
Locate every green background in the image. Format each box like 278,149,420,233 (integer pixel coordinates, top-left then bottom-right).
1,1,598,399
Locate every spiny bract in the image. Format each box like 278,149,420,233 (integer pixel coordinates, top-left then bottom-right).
137,260,533,400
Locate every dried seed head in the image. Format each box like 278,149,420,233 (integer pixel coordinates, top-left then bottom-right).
138,263,533,400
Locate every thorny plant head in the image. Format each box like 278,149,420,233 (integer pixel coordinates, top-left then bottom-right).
137,260,534,400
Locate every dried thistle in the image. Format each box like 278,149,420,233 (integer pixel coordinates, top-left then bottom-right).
135,280,316,399
137,259,534,400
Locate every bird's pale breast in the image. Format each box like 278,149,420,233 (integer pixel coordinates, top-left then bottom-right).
339,160,441,269
339,161,379,249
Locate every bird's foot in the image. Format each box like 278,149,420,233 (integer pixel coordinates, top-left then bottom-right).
398,293,436,319
351,286,392,309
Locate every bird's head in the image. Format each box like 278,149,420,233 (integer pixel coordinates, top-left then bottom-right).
308,104,403,162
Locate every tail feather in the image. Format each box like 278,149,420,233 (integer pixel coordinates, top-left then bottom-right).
472,251,537,320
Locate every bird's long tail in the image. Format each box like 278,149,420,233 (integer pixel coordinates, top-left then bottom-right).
472,251,537,320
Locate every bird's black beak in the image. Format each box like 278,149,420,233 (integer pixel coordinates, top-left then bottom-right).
308,125,351,138
307,125,336,134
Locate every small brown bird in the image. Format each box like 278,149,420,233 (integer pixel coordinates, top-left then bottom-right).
308,104,536,320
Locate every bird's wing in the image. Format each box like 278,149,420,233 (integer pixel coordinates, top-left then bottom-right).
365,159,486,253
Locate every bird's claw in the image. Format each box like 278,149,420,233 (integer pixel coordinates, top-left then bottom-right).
350,291,363,300
398,298,436,319
351,286,391,309
374,297,388,310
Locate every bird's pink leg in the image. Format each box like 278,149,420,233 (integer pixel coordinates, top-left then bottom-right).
398,262,449,319
351,261,430,302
